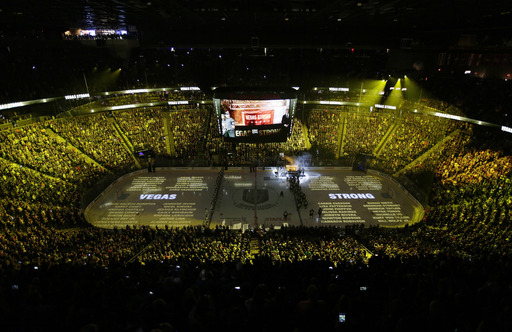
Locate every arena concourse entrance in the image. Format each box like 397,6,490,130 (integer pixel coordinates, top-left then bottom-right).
84,167,424,230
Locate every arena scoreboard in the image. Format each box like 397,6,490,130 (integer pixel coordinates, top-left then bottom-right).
213,87,298,142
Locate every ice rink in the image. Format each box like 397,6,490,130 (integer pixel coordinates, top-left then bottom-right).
84,167,424,230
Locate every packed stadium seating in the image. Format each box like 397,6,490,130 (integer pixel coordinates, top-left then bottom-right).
1,36,512,330
1,86,512,330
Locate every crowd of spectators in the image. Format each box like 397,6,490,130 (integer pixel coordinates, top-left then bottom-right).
0,123,103,184
114,107,168,156
203,111,233,165
3,32,512,330
231,120,309,167
1,80,512,330
304,104,463,171
371,112,461,174
378,126,512,262
1,223,512,331
169,107,210,162
0,158,79,210
435,149,512,186
423,141,512,259
307,109,344,159
259,225,368,265
49,114,135,171
342,108,393,156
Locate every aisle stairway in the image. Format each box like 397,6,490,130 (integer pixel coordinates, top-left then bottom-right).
0,156,66,183
393,129,461,177
300,121,312,150
373,119,400,157
108,116,134,152
108,116,142,168
336,113,348,158
162,111,175,156
45,128,105,170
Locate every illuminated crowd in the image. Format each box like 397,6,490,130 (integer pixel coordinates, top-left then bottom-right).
2,27,512,330
371,112,460,173
0,123,103,184
169,107,210,161
49,113,135,171
307,109,344,159
0,90,512,331
114,107,168,156
0,95,510,262
343,109,393,156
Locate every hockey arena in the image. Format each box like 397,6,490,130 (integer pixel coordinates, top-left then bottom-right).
3,2,512,330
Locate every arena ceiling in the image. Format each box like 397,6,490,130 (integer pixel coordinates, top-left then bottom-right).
1,0,511,47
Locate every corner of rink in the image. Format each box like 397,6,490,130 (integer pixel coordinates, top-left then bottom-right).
84,167,424,230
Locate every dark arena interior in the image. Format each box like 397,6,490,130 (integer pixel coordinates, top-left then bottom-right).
2,1,512,331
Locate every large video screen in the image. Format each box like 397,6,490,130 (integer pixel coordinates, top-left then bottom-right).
213,88,297,142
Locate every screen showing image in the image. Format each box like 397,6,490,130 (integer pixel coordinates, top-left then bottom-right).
214,98,296,142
